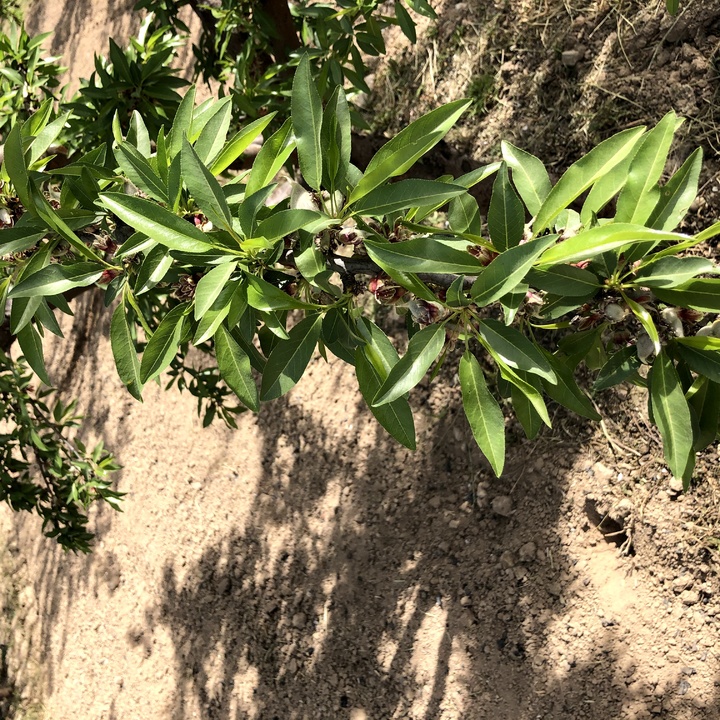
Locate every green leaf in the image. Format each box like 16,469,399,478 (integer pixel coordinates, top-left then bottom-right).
580,149,637,225
538,224,686,266
501,141,552,216
594,345,642,391
16,322,50,386
110,302,143,401
254,209,333,242
372,323,446,406
649,349,695,483
139,302,188,383
193,281,235,345
615,111,681,225
3,122,33,215
351,179,466,217
651,279,720,313
356,347,416,449
470,234,557,306
215,323,259,411
292,55,323,191
210,113,277,175
634,256,716,288
534,126,646,232
9,262,104,298
496,362,551,428
180,138,234,233
542,352,600,420
448,193,481,235
394,1,417,42
647,148,702,231
99,193,216,253
0,227,45,255
260,313,322,400
526,265,600,297
194,262,237,320
115,142,168,204
348,99,471,204
488,163,525,251
321,86,351,193
623,292,661,356
168,85,196,159
194,97,232,165
688,377,720,450
476,318,556,383
246,119,296,197
134,245,173,295
364,236,484,275
459,352,505,475
674,337,720,383
246,275,315,312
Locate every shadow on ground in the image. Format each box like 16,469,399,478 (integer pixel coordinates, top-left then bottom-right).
3,291,716,720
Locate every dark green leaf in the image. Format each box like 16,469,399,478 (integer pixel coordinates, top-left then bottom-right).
351,179,466,217
9,262,104,299
260,313,322,400
459,352,505,475
594,345,642,391
215,323,259,411
488,163,525,251
139,302,188,383
292,55,323,191
364,236,484,275
501,141,551,217
110,302,143,401
16,322,50,385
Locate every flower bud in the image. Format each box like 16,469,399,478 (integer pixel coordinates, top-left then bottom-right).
290,182,319,211
605,303,625,322
636,332,655,361
660,307,684,337
408,299,447,325
368,277,405,304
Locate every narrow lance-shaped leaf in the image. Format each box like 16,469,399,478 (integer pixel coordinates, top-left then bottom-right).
633,256,716,288
9,263,105,299
321,85,351,192
194,262,237,320
651,279,720,313
488,163,525,251
99,193,216,253
215,323,259,411
615,111,682,225
139,303,188,383
459,352,505,476
351,179,466,217
181,138,234,233
541,352,601,420
110,302,143,401
372,323,446,406
647,148,702,232
356,347,416,449
476,319,556,383
246,119,296,197
260,314,323,401
16,322,51,386
501,141,551,217
292,55,323,191
210,113,277,175
534,126,646,232
114,142,168,204
471,234,557,306
365,236,485,275
348,99,471,204
649,350,695,484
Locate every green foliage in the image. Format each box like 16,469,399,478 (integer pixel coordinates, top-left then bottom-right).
63,15,188,151
1,38,719,552
0,23,64,142
0,350,121,552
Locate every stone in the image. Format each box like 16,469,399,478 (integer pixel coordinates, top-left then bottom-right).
499,550,515,569
591,462,614,483
492,495,513,517
518,541,537,563
673,575,693,593
460,596,472,607
680,589,701,606
292,612,307,629
668,477,684,494
561,49,582,67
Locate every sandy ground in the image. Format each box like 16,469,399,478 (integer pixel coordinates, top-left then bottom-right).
2,1,720,718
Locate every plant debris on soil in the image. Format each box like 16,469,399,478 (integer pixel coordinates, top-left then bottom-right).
1,1,720,719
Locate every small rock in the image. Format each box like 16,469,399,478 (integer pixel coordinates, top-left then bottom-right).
492,495,513,517
547,582,561,597
460,596,472,607
668,477,684,494
678,678,691,696
673,575,693,593
350,710,367,720
681,666,696,676
667,653,680,663
561,49,583,67
680,589,701,606
448,518,461,530
499,550,515,569
518,541,537,563
287,658,298,674
591,462,614,483
292,613,307,629
429,496,441,509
